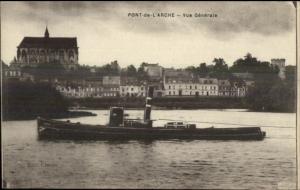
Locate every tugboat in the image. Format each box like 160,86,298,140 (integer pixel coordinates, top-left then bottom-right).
37,86,266,141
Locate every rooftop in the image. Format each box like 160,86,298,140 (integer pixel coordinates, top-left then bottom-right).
18,37,78,49
18,27,78,49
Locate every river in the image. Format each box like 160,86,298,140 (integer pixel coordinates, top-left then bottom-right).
2,109,297,189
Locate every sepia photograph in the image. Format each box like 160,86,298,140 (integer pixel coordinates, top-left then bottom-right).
1,1,299,189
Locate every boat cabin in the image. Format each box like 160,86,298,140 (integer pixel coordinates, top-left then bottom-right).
164,122,196,129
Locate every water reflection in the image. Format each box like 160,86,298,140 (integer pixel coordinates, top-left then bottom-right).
2,109,297,189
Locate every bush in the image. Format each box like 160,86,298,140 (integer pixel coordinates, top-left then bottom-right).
2,80,70,120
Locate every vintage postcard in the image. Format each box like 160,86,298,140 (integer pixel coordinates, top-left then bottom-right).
1,1,299,189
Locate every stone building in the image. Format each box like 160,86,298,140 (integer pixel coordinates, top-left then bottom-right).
16,27,79,70
271,58,286,80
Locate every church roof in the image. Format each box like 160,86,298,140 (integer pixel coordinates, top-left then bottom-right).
18,37,78,49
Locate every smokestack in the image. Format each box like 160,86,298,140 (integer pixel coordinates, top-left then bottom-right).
148,86,154,98
144,104,151,121
144,86,154,122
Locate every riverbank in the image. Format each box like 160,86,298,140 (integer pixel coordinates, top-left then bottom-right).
2,80,295,122
69,96,296,113
2,110,96,121
70,97,248,110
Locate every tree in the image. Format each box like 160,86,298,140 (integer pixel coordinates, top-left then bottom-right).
185,66,197,75
110,60,120,71
245,78,295,112
198,63,209,74
32,62,66,79
209,58,230,79
126,65,137,76
230,53,277,74
285,65,296,82
212,58,228,72
96,61,120,75
3,80,70,120
137,63,148,80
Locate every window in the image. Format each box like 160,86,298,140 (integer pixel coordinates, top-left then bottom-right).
69,50,74,59
21,50,27,60
37,50,45,63
59,50,64,56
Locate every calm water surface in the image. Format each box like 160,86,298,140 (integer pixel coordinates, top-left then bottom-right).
2,109,297,189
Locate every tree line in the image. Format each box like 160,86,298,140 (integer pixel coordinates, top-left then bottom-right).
3,53,297,113
18,53,281,79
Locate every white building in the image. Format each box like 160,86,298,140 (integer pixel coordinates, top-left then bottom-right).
120,85,146,97
56,84,103,98
102,85,119,97
164,76,218,97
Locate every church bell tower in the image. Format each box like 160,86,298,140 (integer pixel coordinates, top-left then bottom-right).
44,27,49,38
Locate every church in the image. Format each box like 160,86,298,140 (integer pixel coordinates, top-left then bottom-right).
16,27,79,70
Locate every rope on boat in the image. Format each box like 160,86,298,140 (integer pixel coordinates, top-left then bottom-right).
155,118,295,129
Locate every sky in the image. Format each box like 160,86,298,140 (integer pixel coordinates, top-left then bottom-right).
1,1,296,68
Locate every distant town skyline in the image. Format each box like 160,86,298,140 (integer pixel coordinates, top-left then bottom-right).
1,1,296,68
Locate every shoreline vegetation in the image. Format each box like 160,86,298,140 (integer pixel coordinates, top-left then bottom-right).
2,81,96,121
2,80,295,121
2,53,296,121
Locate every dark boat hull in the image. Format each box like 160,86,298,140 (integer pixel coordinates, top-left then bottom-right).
37,117,266,141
